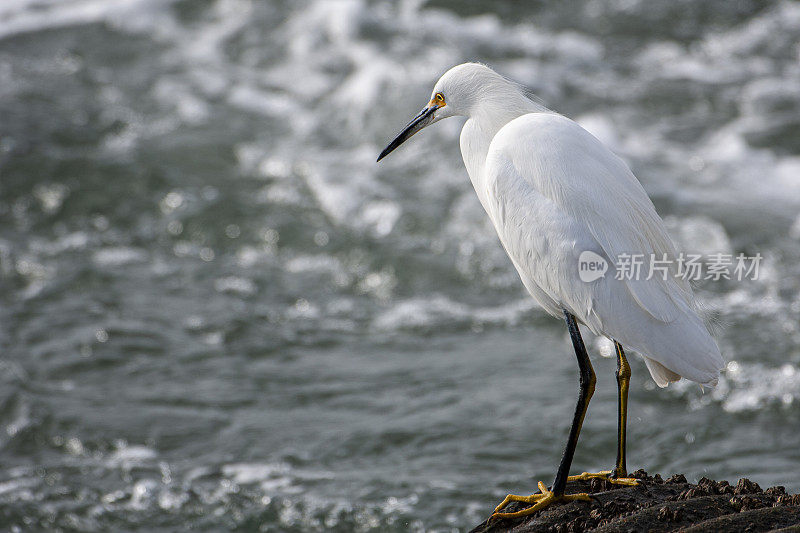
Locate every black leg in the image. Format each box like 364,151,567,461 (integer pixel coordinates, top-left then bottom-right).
612,341,631,478
552,310,596,496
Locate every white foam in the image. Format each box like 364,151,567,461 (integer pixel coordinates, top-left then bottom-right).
92,247,148,267
107,444,158,468
214,276,257,296
372,295,538,332
221,462,290,485
677,361,800,413
0,0,185,40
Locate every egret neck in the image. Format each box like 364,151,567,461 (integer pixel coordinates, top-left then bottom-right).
458,91,550,214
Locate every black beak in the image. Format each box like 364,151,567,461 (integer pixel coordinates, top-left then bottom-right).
377,105,437,162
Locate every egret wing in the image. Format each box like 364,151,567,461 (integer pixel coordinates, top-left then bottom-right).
486,113,692,324
482,113,723,385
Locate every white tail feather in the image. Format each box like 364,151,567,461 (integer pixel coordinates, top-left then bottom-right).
643,357,681,388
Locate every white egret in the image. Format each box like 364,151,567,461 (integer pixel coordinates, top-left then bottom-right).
377,63,724,520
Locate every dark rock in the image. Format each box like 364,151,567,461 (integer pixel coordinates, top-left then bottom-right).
735,478,763,495
766,486,786,497
469,471,800,533
666,474,687,484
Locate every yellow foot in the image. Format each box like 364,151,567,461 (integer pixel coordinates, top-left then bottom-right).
567,470,639,486
491,481,592,520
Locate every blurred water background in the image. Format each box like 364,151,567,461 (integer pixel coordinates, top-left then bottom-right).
1,0,800,531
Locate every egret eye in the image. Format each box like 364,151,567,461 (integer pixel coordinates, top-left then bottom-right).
435,92,445,104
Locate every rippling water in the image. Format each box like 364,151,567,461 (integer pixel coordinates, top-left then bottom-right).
1,0,800,531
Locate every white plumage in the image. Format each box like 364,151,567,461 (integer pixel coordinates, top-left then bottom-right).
381,62,724,387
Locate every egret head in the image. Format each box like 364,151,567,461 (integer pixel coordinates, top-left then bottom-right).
377,63,539,161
